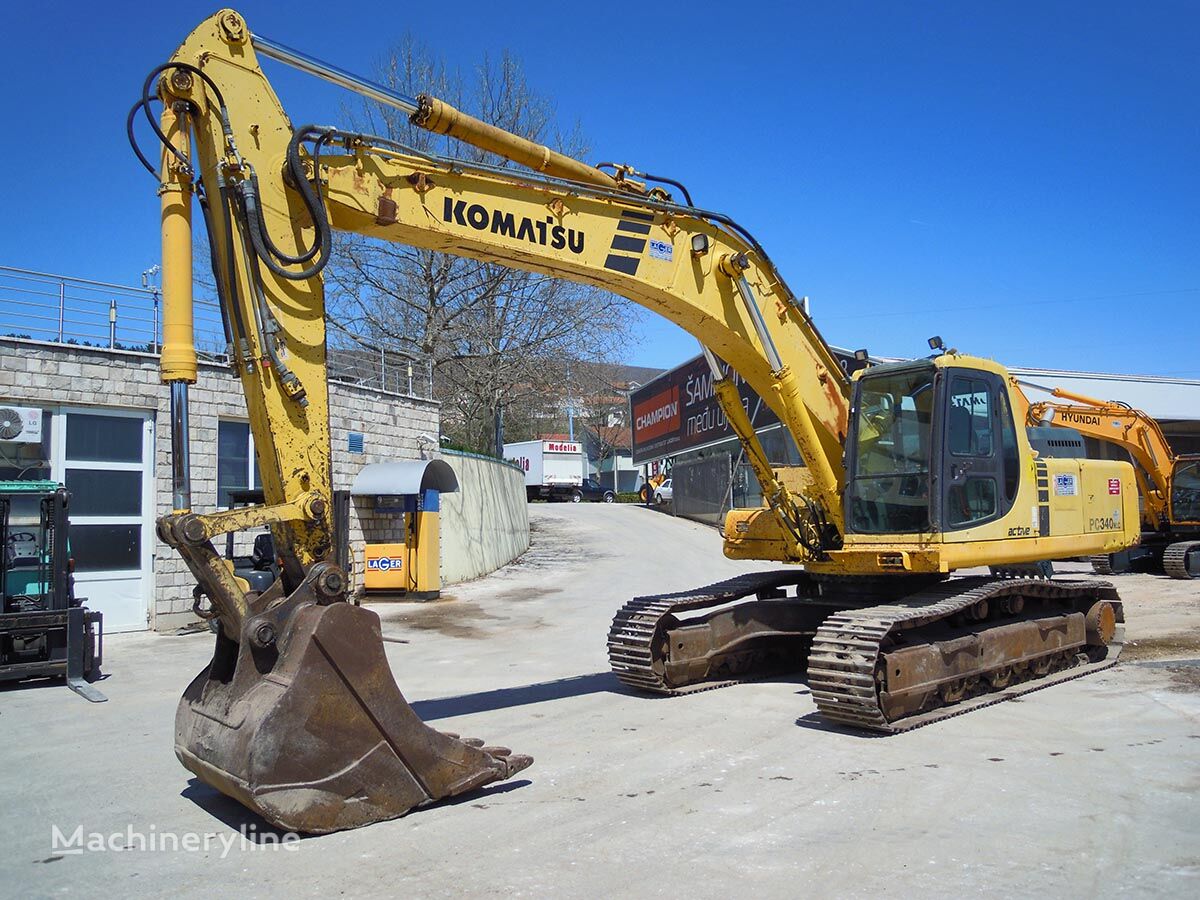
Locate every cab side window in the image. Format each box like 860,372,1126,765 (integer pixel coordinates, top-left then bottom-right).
948,378,993,457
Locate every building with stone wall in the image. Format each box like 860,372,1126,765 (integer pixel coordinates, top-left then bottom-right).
0,337,527,634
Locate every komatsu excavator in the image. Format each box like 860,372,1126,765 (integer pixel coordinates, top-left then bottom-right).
136,10,1140,833
1014,383,1200,578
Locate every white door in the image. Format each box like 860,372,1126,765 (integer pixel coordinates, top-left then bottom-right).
51,409,154,632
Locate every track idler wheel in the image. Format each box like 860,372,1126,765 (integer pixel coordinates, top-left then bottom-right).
1085,601,1117,649
175,570,531,834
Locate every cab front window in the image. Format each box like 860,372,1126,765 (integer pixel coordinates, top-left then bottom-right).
847,367,935,533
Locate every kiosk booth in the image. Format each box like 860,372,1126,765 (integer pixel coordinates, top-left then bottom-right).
349,459,458,599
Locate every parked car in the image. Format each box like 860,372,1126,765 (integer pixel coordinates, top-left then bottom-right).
570,477,616,504
654,478,673,504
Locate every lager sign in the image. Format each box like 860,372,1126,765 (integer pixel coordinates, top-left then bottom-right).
629,349,866,465
363,543,407,590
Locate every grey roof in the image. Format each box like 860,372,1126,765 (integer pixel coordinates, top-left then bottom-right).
350,459,459,496
1011,367,1200,421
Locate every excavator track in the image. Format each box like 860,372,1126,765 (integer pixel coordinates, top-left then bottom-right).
1089,554,1115,575
611,573,1124,733
1164,541,1200,579
989,561,1054,579
808,578,1123,733
607,571,815,695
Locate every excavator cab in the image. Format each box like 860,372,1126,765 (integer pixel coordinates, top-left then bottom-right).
845,355,1137,568
1170,457,1200,525
846,358,1023,535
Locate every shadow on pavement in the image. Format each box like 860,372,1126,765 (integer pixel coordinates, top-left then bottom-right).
432,778,533,808
794,711,887,737
182,776,535,836
181,778,315,841
794,712,848,733
410,669,815,721
410,671,626,720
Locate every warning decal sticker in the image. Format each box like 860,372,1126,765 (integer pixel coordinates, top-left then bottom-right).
1054,473,1078,496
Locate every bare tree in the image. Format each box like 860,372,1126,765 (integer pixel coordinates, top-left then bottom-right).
324,39,638,453
572,362,632,490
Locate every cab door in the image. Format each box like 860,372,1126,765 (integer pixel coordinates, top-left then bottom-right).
937,371,1011,531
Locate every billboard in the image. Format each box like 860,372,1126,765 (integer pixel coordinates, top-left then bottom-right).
629,350,867,465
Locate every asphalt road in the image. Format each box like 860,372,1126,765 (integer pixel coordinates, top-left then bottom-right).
2,504,1198,898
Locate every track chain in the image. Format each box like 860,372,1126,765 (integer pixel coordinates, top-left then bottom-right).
606,570,811,695
1089,554,1115,575
1164,541,1200,580
807,578,1123,733
989,561,1054,580
610,572,1127,733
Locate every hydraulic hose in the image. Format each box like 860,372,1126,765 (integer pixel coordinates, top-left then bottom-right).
216,181,253,363
195,185,234,348
596,163,694,206
127,99,160,177
230,187,309,405
238,125,335,280
140,62,238,175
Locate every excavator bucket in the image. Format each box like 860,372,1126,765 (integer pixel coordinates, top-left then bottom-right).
175,599,531,834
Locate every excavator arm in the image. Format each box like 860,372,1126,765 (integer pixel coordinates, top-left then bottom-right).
316,139,852,547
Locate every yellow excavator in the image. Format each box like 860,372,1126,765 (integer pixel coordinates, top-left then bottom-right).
639,471,670,504
135,10,1140,834
1013,383,1200,578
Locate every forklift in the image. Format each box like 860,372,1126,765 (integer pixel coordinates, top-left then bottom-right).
0,481,105,701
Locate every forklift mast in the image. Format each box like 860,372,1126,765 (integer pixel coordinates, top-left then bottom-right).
0,481,105,701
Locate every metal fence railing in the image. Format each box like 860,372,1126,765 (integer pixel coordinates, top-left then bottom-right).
0,264,227,354
327,343,435,400
0,264,434,400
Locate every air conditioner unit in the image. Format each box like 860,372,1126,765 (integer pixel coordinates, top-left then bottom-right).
0,406,43,443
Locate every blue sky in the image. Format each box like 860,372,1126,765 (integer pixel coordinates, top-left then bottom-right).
1,1,1196,375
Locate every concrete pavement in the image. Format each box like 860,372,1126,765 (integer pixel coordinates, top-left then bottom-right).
2,504,1198,898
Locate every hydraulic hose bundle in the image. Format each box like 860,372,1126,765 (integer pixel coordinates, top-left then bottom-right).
127,68,338,403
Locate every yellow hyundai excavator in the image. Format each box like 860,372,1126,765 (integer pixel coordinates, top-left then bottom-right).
135,10,1141,834
1012,382,1200,578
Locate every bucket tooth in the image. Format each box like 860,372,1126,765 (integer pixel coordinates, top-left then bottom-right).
175,599,531,834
